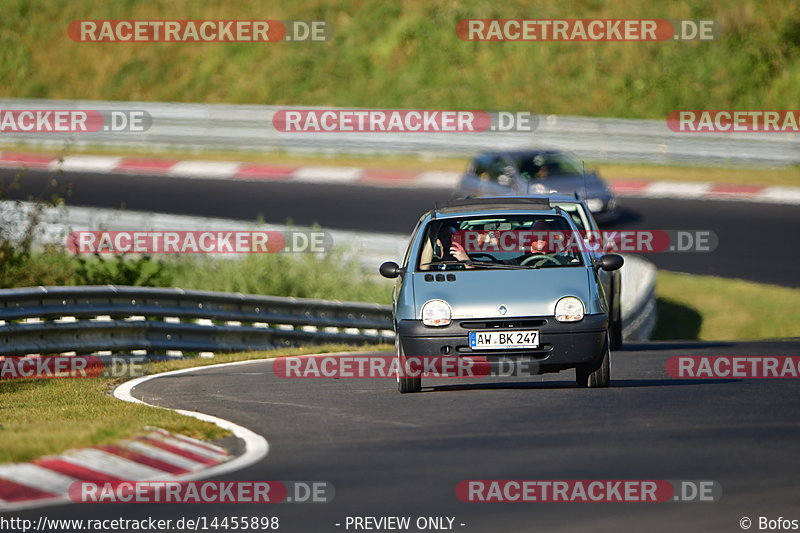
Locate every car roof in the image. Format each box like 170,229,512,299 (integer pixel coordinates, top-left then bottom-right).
456,194,588,206
473,149,566,159
433,197,553,216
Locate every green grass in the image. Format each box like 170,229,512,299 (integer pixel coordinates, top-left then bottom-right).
1,0,799,119
0,244,394,304
654,271,800,341
0,344,390,464
596,162,800,188
166,251,393,304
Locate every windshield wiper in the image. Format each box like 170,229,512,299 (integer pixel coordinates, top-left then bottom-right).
467,260,530,270
421,260,468,267
422,260,536,270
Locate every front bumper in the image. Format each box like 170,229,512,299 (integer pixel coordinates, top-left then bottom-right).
397,314,608,374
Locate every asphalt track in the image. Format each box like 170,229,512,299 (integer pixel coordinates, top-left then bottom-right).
8,340,800,532
3,168,799,287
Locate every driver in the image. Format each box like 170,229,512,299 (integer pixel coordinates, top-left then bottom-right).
507,219,551,265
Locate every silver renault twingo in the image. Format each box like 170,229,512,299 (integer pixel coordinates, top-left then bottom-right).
380,197,623,393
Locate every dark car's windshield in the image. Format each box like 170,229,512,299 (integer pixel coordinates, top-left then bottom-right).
515,152,583,180
418,214,585,271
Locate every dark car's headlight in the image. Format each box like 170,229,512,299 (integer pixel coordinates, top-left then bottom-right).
421,299,452,326
555,297,584,322
586,198,604,213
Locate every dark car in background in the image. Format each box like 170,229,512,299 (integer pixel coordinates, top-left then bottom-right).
455,150,617,220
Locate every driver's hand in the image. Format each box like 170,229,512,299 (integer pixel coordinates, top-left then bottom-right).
450,242,470,261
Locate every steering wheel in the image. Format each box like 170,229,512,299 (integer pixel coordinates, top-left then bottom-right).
520,254,561,267
469,252,500,262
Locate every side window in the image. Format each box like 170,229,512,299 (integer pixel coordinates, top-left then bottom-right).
515,154,548,180
568,211,583,229
473,156,509,184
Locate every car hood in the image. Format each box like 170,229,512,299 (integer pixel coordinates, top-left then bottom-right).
410,267,593,319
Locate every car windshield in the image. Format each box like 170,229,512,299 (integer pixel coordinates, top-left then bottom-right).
418,214,585,271
515,153,583,180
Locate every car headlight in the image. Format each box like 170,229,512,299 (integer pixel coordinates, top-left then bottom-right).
421,299,452,327
586,198,604,213
555,297,584,322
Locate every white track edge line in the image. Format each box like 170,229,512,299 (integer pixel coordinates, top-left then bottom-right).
113,359,270,483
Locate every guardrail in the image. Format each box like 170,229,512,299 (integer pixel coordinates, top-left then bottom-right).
0,286,394,357
1,98,798,165
0,259,657,358
619,255,657,342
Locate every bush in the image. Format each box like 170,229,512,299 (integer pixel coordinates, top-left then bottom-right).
166,249,392,304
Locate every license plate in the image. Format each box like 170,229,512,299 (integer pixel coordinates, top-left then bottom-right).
469,330,539,350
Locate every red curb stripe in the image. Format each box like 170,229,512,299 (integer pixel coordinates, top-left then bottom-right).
708,184,764,195
134,437,218,465
0,152,57,167
0,477,59,502
361,169,418,181
610,180,652,193
97,445,191,474
234,163,298,179
116,157,179,173
32,458,123,483
149,429,228,456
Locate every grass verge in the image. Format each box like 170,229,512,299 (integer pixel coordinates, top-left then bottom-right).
3,1,800,118
0,344,391,464
654,271,800,341
596,162,800,188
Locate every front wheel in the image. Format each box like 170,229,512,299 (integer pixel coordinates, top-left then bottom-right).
576,333,610,388
397,342,421,393
610,316,623,351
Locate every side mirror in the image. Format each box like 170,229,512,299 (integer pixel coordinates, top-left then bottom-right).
598,254,624,272
379,261,402,279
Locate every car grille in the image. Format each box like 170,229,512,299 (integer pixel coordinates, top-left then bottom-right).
458,319,547,330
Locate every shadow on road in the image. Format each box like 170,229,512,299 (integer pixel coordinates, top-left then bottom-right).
652,297,704,340
620,340,735,351
424,377,737,392
597,205,641,228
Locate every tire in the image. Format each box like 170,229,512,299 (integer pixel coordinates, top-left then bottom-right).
576,333,611,388
396,342,421,394
609,275,623,351
610,314,623,351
